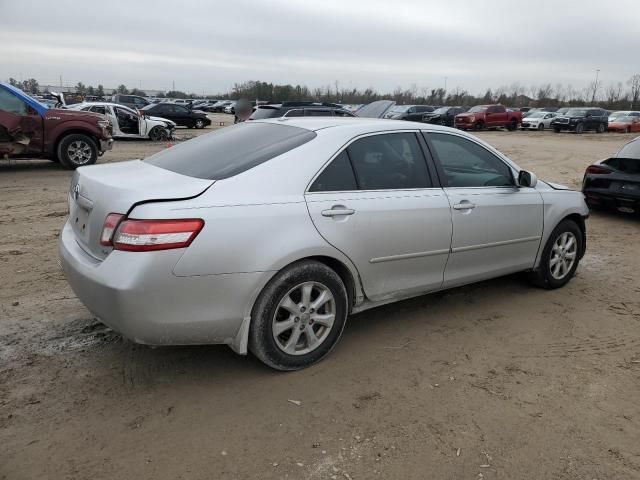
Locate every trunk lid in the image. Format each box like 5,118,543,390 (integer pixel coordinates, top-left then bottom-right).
68,160,214,260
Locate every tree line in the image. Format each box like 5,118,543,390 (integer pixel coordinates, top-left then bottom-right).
7,75,640,109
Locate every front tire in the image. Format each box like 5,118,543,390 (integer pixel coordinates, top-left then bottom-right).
249,261,348,370
538,123,544,131
529,220,583,289
575,123,584,134
596,123,605,134
194,118,205,129
57,134,98,169
507,119,518,131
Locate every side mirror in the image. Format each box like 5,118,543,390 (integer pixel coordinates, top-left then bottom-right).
518,170,537,188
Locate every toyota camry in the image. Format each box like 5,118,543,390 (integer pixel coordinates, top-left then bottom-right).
60,118,589,370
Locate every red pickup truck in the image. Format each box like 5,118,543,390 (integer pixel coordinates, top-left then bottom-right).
454,104,522,131
0,82,113,169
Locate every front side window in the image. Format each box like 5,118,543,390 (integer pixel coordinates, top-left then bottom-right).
0,88,28,115
89,105,106,115
347,133,431,190
428,133,514,188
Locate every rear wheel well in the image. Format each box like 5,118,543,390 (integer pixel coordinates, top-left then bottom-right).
561,213,587,259
306,256,357,313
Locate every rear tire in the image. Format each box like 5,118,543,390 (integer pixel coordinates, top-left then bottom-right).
529,219,583,289
249,260,348,371
57,134,98,169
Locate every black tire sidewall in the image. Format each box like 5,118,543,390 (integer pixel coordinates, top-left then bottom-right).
249,261,348,370
575,123,584,134
535,220,583,289
57,134,98,169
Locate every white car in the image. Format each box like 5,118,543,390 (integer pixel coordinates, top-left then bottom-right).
521,111,557,131
224,101,237,114
70,102,175,141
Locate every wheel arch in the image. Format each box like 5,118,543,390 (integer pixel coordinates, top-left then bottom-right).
230,253,364,355
53,129,99,158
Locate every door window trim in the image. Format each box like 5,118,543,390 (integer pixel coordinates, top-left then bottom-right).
305,130,441,194
421,130,518,189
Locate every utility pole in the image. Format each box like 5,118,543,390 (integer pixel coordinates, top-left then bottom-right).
444,77,447,92
172,80,175,92
591,69,600,104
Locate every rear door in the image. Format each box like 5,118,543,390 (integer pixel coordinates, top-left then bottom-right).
425,131,543,287
305,131,452,301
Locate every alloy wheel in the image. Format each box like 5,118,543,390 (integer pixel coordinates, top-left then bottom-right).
272,281,336,356
549,232,577,280
67,141,93,165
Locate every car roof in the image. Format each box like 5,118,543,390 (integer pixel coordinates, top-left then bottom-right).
253,117,453,134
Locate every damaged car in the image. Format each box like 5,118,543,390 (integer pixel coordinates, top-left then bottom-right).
0,82,113,168
69,102,175,141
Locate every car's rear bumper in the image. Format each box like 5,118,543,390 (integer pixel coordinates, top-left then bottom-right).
583,188,640,213
59,219,271,347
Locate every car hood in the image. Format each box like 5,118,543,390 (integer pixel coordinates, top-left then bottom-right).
355,100,396,118
147,115,176,127
455,112,478,118
44,108,104,122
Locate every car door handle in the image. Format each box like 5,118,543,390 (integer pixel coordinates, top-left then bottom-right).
453,202,476,210
321,207,355,217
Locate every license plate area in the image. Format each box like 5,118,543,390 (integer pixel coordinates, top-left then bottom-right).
70,196,91,243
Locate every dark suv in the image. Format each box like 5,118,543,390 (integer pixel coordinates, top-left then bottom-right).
383,105,435,121
551,107,608,134
248,102,356,120
111,94,150,110
421,106,467,126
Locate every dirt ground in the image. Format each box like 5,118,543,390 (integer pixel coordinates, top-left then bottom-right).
1,116,639,480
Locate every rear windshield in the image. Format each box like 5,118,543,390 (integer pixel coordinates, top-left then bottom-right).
145,122,316,180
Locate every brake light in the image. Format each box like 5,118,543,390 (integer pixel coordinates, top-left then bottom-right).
100,213,126,246
112,218,204,252
585,165,612,175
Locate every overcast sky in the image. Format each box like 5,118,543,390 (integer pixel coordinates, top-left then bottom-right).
1,0,638,95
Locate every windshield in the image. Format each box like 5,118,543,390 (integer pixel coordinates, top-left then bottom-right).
433,107,449,114
146,122,317,180
389,105,411,113
567,109,587,117
609,111,628,119
468,106,488,113
527,112,546,118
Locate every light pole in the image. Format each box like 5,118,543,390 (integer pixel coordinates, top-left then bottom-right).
591,69,600,104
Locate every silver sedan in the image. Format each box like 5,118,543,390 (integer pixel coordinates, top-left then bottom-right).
59,118,589,370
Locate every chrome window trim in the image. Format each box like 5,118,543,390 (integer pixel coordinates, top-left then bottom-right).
305,129,437,194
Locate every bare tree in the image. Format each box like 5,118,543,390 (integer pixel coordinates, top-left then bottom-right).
605,82,622,105
628,74,640,108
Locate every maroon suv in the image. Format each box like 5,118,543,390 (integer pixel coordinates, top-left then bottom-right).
0,83,113,169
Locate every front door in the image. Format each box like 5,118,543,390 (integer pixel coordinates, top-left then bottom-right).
425,131,544,287
0,88,43,156
305,132,452,301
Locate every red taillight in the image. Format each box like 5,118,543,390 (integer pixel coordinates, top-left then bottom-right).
100,213,126,246
112,218,204,252
586,165,612,175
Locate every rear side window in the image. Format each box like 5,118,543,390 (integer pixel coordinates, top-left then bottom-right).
146,122,317,180
309,151,357,192
305,109,333,116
